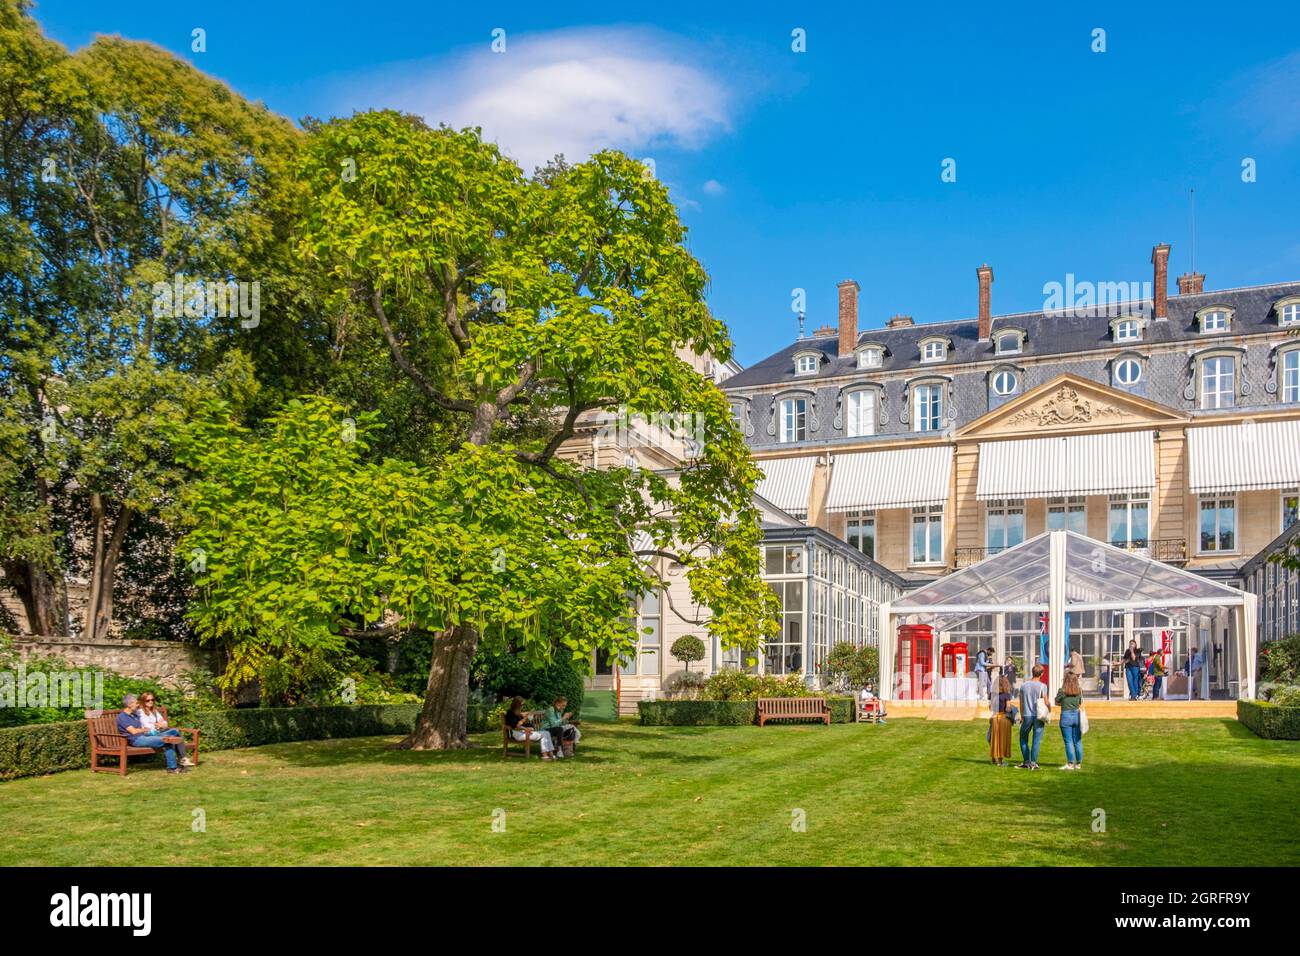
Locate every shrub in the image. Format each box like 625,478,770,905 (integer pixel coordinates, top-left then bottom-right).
664,670,706,699
1268,685,1300,708
670,635,706,673
0,703,431,781
701,670,811,701
1259,636,1300,684
824,642,879,691
1237,699,1300,740
638,696,856,726
471,649,584,713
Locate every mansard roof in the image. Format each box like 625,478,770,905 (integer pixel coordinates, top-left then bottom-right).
722,280,1300,390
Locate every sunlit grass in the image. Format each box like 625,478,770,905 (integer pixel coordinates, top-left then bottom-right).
1,718,1295,866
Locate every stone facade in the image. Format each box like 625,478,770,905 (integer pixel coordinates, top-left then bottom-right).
9,635,215,688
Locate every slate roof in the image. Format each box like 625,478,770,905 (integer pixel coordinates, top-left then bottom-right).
722,281,1300,390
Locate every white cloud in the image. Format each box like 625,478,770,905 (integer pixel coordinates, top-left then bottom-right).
1212,48,1300,143
702,179,725,196
347,27,733,172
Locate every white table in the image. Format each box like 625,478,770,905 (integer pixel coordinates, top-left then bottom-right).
938,676,979,701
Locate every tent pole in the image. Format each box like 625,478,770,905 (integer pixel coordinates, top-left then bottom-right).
1048,531,1066,698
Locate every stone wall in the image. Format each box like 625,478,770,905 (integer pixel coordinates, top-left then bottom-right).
8,635,216,687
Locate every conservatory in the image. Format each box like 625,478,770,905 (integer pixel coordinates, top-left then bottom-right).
878,531,1258,702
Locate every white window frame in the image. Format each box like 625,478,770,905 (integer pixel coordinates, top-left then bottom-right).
1278,300,1300,327
1282,348,1300,404
1047,495,1087,534
846,509,876,559
794,353,819,376
1200,355,1236,409
912,383,944,432
1197,495,1237,555
620,590,662,677
985,498,1026,553
995,331,1022,355
920,339,947,363
911,504,944,565
1108,493,1150,549
779,397,807,443
1114,357,1142,386
844,388,876,438
1198,308,1231,334
856,347,882,369
1114,318,1141,342
991,369,1017,396
1283,488,1299,533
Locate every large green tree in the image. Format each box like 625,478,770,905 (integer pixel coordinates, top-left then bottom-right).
0,0,299,640
183,111,778,748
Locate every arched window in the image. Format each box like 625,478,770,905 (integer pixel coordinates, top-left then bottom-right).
1114,357,1142,387
991,369,1018,396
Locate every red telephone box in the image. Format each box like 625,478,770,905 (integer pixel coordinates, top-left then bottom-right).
896,624,934,700
940,641,969,678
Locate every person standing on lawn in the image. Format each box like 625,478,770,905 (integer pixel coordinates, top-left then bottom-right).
1123,640,1143,700
988,675,1015,765
1055,672,1084,770
975,646,990,701
1016,664,1050,770
1150,648,1166,700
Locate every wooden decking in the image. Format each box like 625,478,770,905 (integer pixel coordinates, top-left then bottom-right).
885,699,1238,721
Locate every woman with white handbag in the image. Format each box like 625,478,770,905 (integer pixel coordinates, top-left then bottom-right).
1055,672,1085,770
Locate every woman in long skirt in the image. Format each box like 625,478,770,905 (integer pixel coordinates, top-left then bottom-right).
989,675,1014,765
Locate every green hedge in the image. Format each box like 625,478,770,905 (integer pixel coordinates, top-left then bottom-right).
0,701,493,782
1237,699,1300,740
639,697,855,726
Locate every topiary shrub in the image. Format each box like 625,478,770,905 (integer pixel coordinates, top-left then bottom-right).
670,635,706,673
470,648,584,713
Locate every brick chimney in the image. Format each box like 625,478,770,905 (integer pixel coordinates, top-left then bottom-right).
886,314,914,328
977,264,994,341
837,279,860,356
1177,271,1205,295
1151,243,1170,319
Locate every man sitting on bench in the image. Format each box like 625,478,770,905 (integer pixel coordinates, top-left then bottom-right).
116,693,189,774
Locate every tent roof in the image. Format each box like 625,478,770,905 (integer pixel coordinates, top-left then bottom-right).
893,530,1245,617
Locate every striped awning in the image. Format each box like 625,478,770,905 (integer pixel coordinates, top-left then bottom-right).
1188,421,1300,494
975,432,1155,500
754,456,816,514
826,446,953,512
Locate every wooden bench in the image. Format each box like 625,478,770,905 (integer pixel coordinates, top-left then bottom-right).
502,711,545,759
87,708,201,775
757,697,831,727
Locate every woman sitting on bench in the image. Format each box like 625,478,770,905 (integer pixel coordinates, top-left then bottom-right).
505,697,556,761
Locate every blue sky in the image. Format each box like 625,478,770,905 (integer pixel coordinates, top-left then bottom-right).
33,0,1300,365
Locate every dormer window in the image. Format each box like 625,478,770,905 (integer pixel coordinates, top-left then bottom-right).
1113,318,1142,342
856,346,883,369
794,352,820,376
920,337,948,363
1197,307,1232,334
995,331,1023,355
1277,298,1300,327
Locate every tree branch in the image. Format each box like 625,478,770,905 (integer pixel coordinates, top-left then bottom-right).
368,286,475,413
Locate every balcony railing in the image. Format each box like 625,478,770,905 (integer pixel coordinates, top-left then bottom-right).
953,538,1187,569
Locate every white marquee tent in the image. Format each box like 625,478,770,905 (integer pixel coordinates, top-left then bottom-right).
877,530,1257,700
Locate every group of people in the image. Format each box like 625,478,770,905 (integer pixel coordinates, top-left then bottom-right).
115,693,192,773
987,662,1087,771
504,695,582,761
1109,640,1204,701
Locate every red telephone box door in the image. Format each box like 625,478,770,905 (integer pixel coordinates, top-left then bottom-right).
896,624,934,700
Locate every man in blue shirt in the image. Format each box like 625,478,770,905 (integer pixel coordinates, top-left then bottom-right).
974,647,990,701
116,694,188,773
1016,666,1050,770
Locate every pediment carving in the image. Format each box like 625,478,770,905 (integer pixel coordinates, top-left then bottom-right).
1003,386,1128,428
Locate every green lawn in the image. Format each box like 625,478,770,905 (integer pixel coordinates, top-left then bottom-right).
2,718,1297,866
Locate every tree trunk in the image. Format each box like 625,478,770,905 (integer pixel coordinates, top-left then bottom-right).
399,624,480,750
83,495,132,643
1,558,69,636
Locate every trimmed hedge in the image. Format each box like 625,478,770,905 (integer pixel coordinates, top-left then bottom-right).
0,701,493,782
639,697,855,726
1237,699,1300,740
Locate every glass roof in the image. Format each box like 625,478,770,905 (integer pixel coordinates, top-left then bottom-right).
894,531,1244,614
